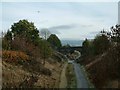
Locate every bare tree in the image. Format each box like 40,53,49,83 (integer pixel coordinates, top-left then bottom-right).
40,28,51,40
40,28,51,65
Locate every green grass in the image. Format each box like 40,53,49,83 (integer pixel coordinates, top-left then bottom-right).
66,63,77,88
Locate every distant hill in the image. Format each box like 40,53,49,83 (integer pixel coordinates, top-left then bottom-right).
61,40,84,46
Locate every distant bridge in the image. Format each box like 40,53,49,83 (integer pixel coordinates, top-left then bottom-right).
58,46,82,54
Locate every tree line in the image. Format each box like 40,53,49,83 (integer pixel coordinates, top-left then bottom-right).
82,24,120,57
81,24,120,87
2,19,62,64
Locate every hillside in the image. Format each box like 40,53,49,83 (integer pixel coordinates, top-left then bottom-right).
80,47,119,88
2,50,66,88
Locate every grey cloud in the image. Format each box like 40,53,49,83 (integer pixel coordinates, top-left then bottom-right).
48,24,77,34
47,24,94,35
49,29,61,34
80,24,94,28
49,24,77,30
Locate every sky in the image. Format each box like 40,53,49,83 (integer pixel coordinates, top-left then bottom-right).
1,2,118,40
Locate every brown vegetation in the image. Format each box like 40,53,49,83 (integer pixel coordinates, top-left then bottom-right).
2,53,64,88
81,46,118,88
80,25,119,88
1,50,29,63
1,19,64,88
2,43,64,88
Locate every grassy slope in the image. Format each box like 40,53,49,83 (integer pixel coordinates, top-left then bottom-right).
2,50,65,88
80,48,118,88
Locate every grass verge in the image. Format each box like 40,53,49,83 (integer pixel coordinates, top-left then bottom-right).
66,63,77,88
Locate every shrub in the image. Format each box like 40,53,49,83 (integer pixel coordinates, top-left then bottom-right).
93,34,110,55
23,59,52,76
2,50,29,63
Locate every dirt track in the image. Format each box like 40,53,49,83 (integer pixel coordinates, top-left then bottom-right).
59,63,68,88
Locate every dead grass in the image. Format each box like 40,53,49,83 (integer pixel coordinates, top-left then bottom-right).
103,80,118,88
34,60,63,88
80,47,119,88
0,58,2,89
2,56,64,88
2,61,31,87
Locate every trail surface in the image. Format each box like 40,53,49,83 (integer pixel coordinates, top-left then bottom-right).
73,62,89,88
59,63,68,88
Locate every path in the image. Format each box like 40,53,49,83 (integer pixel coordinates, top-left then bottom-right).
73,62,89,88
59,62,68,88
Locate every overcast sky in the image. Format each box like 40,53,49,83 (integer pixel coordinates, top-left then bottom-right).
1,2,118,40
